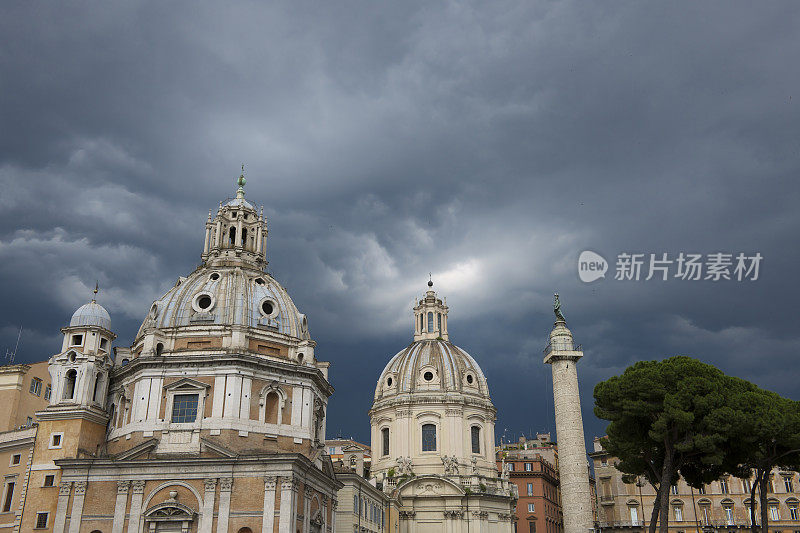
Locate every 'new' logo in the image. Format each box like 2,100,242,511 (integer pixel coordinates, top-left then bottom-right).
578,251,608,282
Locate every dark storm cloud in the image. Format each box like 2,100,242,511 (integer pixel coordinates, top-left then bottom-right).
1,1,799,445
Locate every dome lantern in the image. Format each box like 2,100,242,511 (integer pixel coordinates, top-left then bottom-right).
412,279,449,341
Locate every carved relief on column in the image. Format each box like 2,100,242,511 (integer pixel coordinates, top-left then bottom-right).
74,481,87,495
131,480,145,494
220,477,233,492
58,481,72,496
204,478,217,492
117,481,131,494
264,476,278,490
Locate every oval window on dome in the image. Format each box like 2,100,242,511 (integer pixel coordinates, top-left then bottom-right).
192,292,215,312
387,377,393,387
466,374,474,384
254,277,265,286
259,298,276,317
149,303,158,319
209,272,220,281
423,371,434,382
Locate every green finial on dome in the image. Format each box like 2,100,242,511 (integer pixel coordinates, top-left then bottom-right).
237,164,246,188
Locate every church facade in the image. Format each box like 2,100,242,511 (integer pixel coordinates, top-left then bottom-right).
16,173,341,533
369,283,517,533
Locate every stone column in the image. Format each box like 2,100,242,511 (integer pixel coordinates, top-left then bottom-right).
216,478,233,533
52,482,72,533
112,481,130,533
544,313,594,533
214,219,222,248
199,478,216,533
203,225,211,255
126,480,145,533
303,486,312,532
67,482,87,533
320,495,328,533
262,476,277,533
330,499,337,533
278,478,297,533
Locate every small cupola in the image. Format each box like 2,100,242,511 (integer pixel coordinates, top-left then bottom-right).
202,166,269,268
413,278,449,341
50,284,115,407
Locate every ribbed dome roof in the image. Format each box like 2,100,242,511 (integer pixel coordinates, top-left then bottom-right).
374,339,490,400
137,265,309,341
70,302,111,330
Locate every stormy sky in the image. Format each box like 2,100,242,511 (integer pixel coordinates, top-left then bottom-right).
1,1,798,448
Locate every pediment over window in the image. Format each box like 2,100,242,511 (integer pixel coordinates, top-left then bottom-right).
144,502,195,521
164,378,210,392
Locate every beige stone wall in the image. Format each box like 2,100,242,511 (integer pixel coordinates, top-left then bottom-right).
0,363,52,433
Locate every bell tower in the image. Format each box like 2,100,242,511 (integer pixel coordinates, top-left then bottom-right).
35,287,116,461
412,279,449,341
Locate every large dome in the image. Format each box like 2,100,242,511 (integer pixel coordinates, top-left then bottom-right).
137,265,309,341
70,301,111,330
374,339,490,400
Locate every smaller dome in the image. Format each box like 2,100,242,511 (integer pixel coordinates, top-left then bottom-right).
70,302,111,330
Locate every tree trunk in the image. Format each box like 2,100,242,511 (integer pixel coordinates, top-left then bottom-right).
656,448,674,533
750,471,760,533
759,470,769,533
647,489,661,533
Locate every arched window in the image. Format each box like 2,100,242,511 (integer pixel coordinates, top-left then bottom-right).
471,426,481,454
241,228,248,247
228,226,236,246
419,314,423,331
63,369,77,400
421,423,436,452
427,312,434,332
155,342,164,356
264,391,280,424
382,428,389,456
437,313,441,331
237,528,253,533
92,374,103,402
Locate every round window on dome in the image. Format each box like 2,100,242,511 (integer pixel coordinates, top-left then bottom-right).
466,374,474,384
254,278,265,286
423,371,434,382
209,272,220,281
192,292,215,312
259,298,276,317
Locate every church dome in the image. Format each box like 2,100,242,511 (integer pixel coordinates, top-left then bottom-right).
374,338,490,400
70,301,111,330
137,266,309,340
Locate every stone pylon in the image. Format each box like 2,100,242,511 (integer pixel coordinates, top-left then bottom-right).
544,295,594,533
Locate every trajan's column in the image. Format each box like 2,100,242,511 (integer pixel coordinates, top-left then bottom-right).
544,294,594,533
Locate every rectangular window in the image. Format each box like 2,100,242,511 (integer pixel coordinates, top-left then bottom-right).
529,522,536,533
421,424,436,452
43,475,55,488
674,506,683,522
630,506,639,526
785,476,794,493
382,427,390,456
507,463,514,472
525,463,532,471
789,506,798,520
50,434,62,448
35,512,48,529
10,455,20,466
70,334,83,346
671,484,679,494
743,478,752,493
770,505,780,521
720,478,729,494
527,483,533,496
171,394,199,423
44,385,51,401
471,426,481,454
701,506,711,525
724,506,734,525
2,482,14,513
328,447,335,454
698,485,706,495
29,378,42,396
528,502,535,513
99,338,108,351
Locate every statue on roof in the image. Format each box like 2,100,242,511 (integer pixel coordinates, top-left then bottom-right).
554,293,566,322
